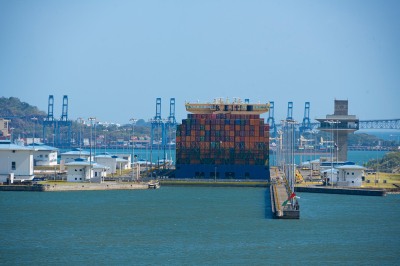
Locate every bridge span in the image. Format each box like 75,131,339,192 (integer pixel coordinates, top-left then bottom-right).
273,119,400,131
358,119,400,130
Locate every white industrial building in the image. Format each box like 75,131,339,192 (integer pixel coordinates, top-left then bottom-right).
116,157,130,172
336,165,365,187
321,168,338,186
0,140,36,183
65,159,109,182
60,148,92,163
28,143,58,166
321,165,365,187
95,154,129,175
115,153,132,168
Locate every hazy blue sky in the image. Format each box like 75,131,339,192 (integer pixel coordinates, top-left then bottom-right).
1,0,399,124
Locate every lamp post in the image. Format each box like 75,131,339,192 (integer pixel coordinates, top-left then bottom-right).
288,120,297,200
277,129,283,170
31,117,38,147
94,121,97,157
162,119,168,170
88,117,96,182
103,129,108,154
325,120,340,186
130,118,137,181
78,117,84,158
335,120,340,171
9,127,14,143
325,120,334,186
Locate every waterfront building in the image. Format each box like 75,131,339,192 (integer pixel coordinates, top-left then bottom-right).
175,98,270,180
95,154,117,174
320,168,338,185
60,148,92,164
116,157,130,172
336,165,365,187
115,153,132,169
316,100,359,161
300,159,321,177
0,118,10,140
0,140,36,182
27,143,58,166
65,159,108,182
95,153,129,174
320,164,364,187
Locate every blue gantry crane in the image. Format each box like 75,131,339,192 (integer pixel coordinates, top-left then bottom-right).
150,97,177,148
42,95,56,144
150,98,163,149
42,95,72,147
286,101,294,121
267,101,276,138
300,102,312,133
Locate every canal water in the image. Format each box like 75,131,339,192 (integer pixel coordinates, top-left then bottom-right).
1,187,399,265
64,147,389,166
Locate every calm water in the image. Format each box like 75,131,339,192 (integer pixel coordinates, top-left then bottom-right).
1,187,399,265
70,147,388,166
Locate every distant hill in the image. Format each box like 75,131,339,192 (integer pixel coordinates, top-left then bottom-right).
364,151,400,173
0,97,46,118
0,97,151,142
0,97,46,138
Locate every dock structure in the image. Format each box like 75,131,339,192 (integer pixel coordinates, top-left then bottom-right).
0,181,160,192
271,118,300,219
270,169,300,219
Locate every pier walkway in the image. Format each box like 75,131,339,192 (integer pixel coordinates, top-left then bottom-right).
270,168,300,219
0,181,160,192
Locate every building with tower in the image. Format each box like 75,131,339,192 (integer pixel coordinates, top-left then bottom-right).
316,100,359,161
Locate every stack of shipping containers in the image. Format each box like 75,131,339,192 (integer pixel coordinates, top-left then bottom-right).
175,113,270,180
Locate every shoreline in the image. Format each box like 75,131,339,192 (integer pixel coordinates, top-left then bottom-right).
1,179,399,195
159,179,268,187
0,181,159,192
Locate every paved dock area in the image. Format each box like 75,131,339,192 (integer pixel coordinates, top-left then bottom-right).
0,181,160,192
270,167,300,219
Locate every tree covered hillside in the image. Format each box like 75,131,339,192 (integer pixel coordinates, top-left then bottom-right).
364,152,400,173
0,97,46,138
0,97,46,118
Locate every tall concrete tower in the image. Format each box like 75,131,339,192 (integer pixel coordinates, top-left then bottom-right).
316,100,359,161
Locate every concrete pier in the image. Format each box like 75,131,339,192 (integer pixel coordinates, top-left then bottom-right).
270,169,300,219
295,186,386,196
0,181,159,192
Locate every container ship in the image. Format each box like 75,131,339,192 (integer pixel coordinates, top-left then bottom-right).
175,98,270,180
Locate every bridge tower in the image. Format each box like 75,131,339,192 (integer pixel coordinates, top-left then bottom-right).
316,100,359,161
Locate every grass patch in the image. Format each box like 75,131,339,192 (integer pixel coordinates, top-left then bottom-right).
363,172,400,188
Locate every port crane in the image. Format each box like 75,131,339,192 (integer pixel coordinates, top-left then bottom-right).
299,135,314,149
42,95,72,147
